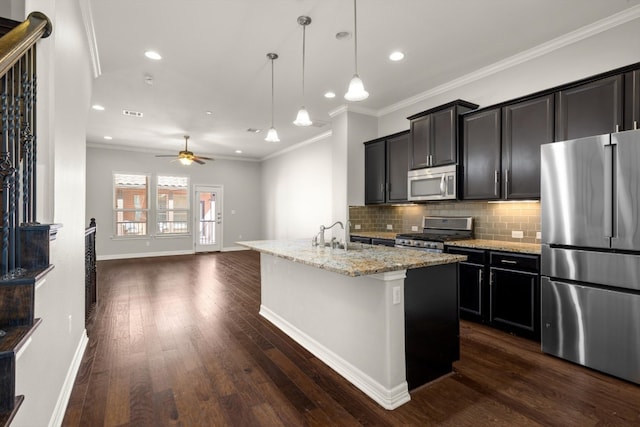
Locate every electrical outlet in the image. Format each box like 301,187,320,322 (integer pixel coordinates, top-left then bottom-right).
392,286,401,305
411,225,419,231
386,224,393,230
512,230,524,239
536,231,541,240
354,224,361,230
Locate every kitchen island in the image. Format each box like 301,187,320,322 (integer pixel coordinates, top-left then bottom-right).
238,240,466,409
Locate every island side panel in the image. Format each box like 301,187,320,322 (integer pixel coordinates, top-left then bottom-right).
258,253,410,409
404,263,459,390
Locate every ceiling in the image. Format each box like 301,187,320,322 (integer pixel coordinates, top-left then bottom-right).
86,0,640,161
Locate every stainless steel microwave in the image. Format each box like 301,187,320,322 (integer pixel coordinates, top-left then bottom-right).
407,164,457,201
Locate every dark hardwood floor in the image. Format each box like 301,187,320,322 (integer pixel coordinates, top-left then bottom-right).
63,251,640,426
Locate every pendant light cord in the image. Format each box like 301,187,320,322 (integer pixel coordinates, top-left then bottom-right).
270,57,275,126
301,24,306,101
353,0,358,75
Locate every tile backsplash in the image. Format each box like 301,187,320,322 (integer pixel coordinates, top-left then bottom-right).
349,201,541,244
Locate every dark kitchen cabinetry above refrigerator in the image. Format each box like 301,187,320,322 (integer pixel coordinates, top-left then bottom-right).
407,100,478,169
446,246,540,341
625,69,640,131
555,74,624,141
364,131,410,205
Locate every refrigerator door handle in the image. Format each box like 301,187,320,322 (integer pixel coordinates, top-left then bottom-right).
603,143,614,239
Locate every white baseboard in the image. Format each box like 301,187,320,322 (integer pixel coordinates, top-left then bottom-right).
49,330,89,427
97,249,194,261
222,246,249,252
259,305,410,410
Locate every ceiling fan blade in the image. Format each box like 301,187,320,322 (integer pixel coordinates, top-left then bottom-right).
194,156,214,161
155,154,177,158
192,158,206,165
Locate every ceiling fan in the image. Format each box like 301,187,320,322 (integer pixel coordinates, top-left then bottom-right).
155,135,214,165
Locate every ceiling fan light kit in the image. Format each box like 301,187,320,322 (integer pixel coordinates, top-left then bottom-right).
344,0,369,102
155,135,214,165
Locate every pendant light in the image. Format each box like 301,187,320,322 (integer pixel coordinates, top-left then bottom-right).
344,0,369,102
294,16,313,126
265,53,280,142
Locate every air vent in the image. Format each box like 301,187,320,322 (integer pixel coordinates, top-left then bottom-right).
122,109,143,118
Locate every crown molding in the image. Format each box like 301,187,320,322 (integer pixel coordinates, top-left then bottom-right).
79,0,101,78
328,104,378,118
378,4,640,116
261,130,333,161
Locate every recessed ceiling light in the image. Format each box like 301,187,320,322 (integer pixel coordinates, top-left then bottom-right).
235,150,243,154
324,91,336,99
205,111,213,115
246,128,261,133
144,50,162,60
335,31,351,41
103,136,113,140
389,51,405,61
92,104,105,111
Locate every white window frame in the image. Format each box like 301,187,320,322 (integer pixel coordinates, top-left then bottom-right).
113,172,150,238
156,175,190,236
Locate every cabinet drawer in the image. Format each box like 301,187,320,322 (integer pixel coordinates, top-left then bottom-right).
490,251,539,272
372,238,395,247
446,246,486,264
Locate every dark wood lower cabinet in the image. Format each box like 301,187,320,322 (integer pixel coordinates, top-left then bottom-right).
447,246,540,341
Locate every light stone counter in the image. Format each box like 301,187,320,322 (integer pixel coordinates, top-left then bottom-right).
238,239,466,277
446,239,541,255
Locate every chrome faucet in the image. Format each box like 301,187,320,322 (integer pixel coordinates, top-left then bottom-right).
318,221,344,247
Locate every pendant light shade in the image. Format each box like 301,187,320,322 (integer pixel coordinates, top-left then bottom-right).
294,16,313,126
294,107,312,126
265,53,280,142
344,0,369,101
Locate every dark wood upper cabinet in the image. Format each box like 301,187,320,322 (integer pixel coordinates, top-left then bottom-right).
502,94,554,200
555,74,624,141
461,108,501,200
408,100,478,169
364,139,386,205
386,132,410,203
364,131,410,205
625,70,640,131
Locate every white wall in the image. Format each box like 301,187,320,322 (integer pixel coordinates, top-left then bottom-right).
0,0,25,19
261,136,333,240
86,146,262,258
13,0,93,426
378,17,640,136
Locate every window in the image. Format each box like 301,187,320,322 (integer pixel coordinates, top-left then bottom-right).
114,173,149,236
156,175,189,235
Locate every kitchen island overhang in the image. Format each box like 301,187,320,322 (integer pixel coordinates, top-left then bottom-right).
238,240,466,410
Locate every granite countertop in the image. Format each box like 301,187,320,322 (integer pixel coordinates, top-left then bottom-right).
350,231,398,240
238,239,466,277
446,239,541,255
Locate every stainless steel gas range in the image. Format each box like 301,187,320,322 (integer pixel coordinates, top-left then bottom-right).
395,216,473,253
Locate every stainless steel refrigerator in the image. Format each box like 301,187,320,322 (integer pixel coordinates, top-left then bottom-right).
540,129,640,385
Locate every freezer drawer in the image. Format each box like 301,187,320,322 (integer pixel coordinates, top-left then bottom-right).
541,277,640,385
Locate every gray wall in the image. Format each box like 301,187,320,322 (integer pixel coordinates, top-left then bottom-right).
86,146,262,258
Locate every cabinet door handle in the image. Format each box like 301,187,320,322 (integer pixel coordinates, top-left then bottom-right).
380,183,385,195
634,120,638,130
489,270,494,320
615,124,620,133
494,170,499,196
428,154,433,167
500,259,517,264
478,269,483,284
504,169,509,198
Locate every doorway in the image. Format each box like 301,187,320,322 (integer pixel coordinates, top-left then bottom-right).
194,185,223,252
